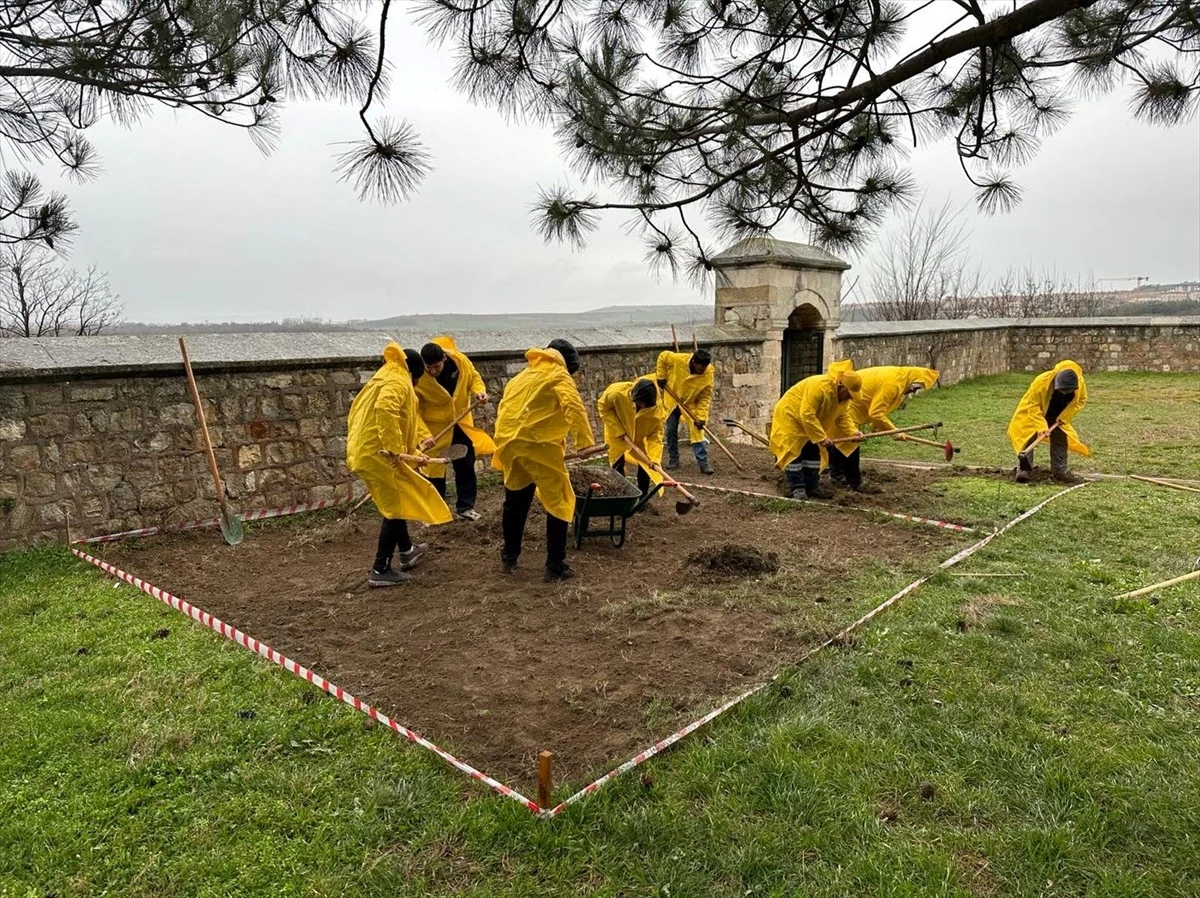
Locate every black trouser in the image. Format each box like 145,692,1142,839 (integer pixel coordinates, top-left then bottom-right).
501,483,568,572
373,517,412,572
426,425,477,512
827,446,863,487
612,456,652,497
785,441,823,495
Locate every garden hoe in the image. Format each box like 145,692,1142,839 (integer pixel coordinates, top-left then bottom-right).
179,338,243,546
626,442,698,515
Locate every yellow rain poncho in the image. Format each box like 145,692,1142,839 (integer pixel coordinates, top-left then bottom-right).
1007,360,1091,457
769,373,860,472
414,335,496,478
345,343,453,525
653,350,714,442
491,347,596,522
828,360,940,432
597,380,667,486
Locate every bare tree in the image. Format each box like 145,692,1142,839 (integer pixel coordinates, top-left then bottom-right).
866,198,982,321
0,247,120,337
983,265,1106,317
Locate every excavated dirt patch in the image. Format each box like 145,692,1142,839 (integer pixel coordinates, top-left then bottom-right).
98,469,967,793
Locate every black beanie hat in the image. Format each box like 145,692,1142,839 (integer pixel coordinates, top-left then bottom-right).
1052,368,1079,392
547,339,581,374
403,348,425,382
631,378,658,408
420,342,446,365
690,348,712,367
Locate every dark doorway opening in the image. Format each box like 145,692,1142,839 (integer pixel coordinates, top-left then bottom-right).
781,304,824,394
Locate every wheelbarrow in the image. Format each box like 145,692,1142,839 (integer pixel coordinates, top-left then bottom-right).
571,467,663,549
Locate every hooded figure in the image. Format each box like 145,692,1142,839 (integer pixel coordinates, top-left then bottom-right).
346,342,453,586
413,335,496,521
769,371,862,500
598,378,667,500
1008,360,1090,483
828,361,941,433
652,348,715,474
491,343,595,580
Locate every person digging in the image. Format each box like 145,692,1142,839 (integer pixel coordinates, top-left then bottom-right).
598,377,667,509
1008,360,1090,484
769,369,864,500
491,339,596,582
415,337,494,522
825,360,940,494
654,347,715,475
346,343,453,587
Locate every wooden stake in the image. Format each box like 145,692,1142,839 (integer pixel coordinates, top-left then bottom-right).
670,324,679,352
692,331,698,351
1129,474,1200,494
1113,568,1200,601
537,750,553,808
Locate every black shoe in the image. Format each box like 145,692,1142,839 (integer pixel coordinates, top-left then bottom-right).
664,459,679,471
1015,468,1031,484
500,553,518,574
368,567,411,588
1052,470,1084,484
852,481,883,495
544,564,577,582
806,484,835,501
698,462,715,475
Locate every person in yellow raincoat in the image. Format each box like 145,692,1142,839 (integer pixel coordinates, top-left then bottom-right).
415,337,496,522
346,343,453,587
1008,360,1089,484
654,348,715,475
492,339,596,581
825,361,940,493
598,378,666,504
769,369,863,500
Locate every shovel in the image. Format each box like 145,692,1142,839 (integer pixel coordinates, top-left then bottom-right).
899,434,960,461
378,444,470,468
428,397,486,448
625,442,698,515
179,338,243,546
722,417,771,448
660,383,743,471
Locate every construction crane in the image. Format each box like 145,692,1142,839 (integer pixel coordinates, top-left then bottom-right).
1098,276,1151,289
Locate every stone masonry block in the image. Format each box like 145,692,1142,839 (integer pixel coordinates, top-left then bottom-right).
0,418,25,440
8,444,39,471
68,385,117,402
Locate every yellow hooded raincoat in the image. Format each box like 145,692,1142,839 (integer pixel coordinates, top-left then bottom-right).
769,373,860,472
652,350,714,442
597,381,667,486
414,335,496,478
828,360,940,432
345,343,453,525
1007,360,1091,457
491,347,596,522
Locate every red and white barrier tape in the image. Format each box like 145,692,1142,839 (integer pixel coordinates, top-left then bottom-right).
71,495,360,545
675,481,976,533
540,480,1089,818
70,547,540,814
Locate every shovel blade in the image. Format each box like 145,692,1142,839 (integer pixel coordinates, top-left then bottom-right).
675,499,697,515
441,444,470,461
219,504,244,545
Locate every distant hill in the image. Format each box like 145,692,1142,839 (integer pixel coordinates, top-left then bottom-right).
113,304,713,335
353,304,713,332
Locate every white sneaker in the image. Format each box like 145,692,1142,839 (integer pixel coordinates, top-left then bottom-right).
456,509,481,522
398,543,428,571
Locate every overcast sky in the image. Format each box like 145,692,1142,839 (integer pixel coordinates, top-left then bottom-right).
47,16,1200,324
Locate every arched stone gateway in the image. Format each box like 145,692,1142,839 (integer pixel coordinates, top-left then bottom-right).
782,300,825,392
711,237,849,397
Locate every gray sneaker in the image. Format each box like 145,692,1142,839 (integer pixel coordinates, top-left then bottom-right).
368,567,411,588
398,543,429,571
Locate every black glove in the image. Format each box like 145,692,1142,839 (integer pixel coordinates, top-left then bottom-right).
656,379,667,389
696,420,706,431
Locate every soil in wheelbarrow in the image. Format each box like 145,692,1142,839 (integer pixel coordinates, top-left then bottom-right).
98,479,969,796
569,464,640,498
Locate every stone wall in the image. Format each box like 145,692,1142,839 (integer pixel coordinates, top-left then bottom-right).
0,332,764,550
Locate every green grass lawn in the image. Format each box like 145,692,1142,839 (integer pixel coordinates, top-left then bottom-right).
863,371,1200,477
3,374,1200,897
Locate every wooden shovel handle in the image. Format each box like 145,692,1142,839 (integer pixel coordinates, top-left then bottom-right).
429,396,485,447
1020,421,1061,458
179,338,225,503
660,383,743,470
564,444,609,462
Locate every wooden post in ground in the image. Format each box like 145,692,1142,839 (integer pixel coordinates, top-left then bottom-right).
538,750,553,808
670,324,679,352
692,331,698,351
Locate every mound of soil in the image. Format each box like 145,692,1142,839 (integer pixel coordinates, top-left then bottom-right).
687,543,780,576
569,465,638,498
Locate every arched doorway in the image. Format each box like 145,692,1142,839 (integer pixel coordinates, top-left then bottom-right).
781,303,825,393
